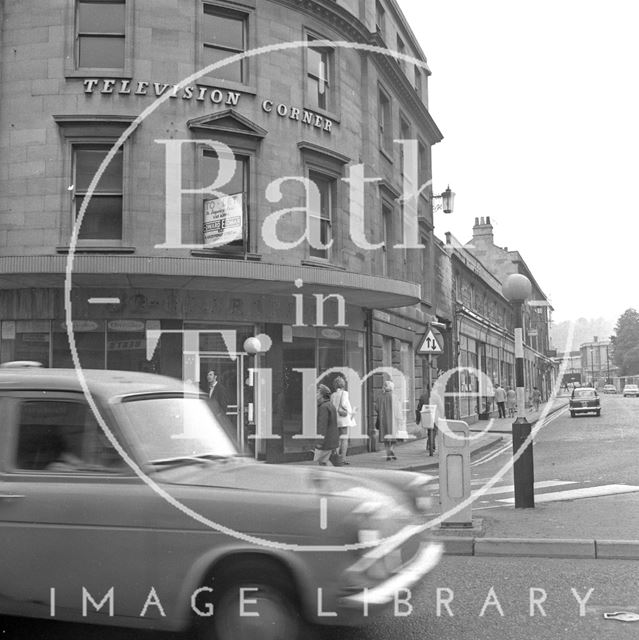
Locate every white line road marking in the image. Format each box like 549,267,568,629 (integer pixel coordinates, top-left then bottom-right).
497,484,639,504
472,480,576,496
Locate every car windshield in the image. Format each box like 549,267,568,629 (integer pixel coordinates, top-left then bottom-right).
573,389,597,398
114,394,238,465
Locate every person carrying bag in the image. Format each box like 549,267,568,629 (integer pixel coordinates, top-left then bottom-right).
330,375,356,465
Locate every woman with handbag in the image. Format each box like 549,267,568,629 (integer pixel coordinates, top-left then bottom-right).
330,375,356,465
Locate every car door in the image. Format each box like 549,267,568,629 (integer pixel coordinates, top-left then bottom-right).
0,392,156,624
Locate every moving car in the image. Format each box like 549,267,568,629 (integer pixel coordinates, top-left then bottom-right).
0,366,442,640
623,384,639,397
602,384,617,394
569,387,601,417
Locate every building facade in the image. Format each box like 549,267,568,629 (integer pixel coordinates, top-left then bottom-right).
580,339,615,388
0,0,443,460
465,217,556,404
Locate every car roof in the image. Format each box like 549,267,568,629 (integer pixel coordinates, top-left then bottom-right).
0,368,195,401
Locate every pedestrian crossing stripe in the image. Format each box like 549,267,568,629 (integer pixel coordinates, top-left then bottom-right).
472,480,576,497
496,484,639,504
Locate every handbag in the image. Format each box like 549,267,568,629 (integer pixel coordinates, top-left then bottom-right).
337,390,349,417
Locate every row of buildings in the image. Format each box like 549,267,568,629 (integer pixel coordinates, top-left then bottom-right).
0,0,556,462
557,339,617,389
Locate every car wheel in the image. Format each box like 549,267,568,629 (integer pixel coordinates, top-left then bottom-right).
596,410,601,416
204,559,309,640
570,411,575,417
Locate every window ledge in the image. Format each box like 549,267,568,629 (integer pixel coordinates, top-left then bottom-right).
195,78,257,95
65,69,132,80
301,259,345,270
56,246,136,254
190,249,261,261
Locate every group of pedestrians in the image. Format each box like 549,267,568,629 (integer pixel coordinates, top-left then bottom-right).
494,384,542,418
315,376,407,466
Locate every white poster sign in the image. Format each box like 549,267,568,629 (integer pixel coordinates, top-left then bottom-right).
203,194,243,247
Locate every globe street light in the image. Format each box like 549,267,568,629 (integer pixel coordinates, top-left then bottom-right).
503,273,534,509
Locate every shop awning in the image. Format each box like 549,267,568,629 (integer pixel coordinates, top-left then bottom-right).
0,255,421,310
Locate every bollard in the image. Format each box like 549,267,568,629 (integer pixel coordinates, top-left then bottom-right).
438,418,472,527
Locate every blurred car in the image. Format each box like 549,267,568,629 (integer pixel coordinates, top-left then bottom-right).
569,387,601,417
623,384,639,397
602,384,617,394
0,366,442,640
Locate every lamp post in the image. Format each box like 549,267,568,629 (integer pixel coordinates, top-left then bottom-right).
503,273,534,508
590,346,595,387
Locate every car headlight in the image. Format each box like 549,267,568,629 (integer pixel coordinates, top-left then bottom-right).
407,475,436,514
354,501,383,545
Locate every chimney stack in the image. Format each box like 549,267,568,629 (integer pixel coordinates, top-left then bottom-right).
472,216,494,247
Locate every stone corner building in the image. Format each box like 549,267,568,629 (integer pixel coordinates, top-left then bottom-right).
0,0,444,461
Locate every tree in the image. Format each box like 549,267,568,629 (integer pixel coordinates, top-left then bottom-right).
610,309,639,375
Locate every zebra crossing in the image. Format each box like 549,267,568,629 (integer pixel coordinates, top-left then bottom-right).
424,476,639,510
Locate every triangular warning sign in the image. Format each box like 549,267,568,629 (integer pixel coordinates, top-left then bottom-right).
417,328,443,354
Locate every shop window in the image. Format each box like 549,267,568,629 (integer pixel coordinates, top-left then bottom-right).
1,321,51,367
307,170,335,260
73,145,123,241
378,87,392,154
202,4,247,83
306,36,333,112
201,149,249,253
52,320,106,369
76,0,126,69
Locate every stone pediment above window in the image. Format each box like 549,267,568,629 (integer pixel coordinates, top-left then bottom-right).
187,110,267,139
53,114,138,138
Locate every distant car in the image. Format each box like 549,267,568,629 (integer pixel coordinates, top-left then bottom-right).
0,366,443,640
602,384,617,394
623,384,639,397
569,387,601,417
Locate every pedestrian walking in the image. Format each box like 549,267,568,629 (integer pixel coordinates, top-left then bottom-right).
315,384,341,466
330,375,356,465
494,384,507,418
532,386,541,412
506,387,517,417
375,380,401,461
416,386,436,454
206,369,235,442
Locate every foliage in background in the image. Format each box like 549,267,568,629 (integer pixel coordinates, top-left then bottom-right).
610,309,639,376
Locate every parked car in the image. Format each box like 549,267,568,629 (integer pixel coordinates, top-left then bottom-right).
569,387,601,417
0,366,442,640
623,384,639,397
602,384,617,394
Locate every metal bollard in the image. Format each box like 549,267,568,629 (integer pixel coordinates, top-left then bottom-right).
438,418,472,527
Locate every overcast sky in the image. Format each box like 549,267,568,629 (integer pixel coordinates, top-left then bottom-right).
397,0,639,323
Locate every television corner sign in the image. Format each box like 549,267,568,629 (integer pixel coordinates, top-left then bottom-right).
417,327,444,355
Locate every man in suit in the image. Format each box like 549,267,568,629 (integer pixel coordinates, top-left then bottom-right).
207,370,228,415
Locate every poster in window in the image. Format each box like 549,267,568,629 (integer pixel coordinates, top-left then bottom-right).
203,194,243,247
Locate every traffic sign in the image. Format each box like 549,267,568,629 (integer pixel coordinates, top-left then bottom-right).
417,328,443,354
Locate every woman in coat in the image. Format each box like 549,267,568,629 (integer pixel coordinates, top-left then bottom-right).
315,384,340,465
330,375,356,465
374,380,401,460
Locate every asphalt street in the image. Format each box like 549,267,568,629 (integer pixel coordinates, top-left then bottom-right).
423,394,639,523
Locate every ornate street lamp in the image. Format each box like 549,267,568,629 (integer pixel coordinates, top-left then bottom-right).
503,273,534,508
432,186,456,214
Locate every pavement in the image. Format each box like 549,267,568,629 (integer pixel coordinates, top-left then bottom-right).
296,395,639,559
